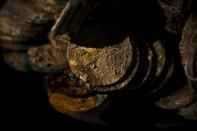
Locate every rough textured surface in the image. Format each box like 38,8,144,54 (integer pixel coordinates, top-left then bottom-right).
28,44,67,73
1,0,53,24
92,41,139,93
180,14,197,89
0,0,67,45
155,85,197,109
0,0,196,125
67,37,132,86
0,0,54,42
0,12,46,43
180,14,197,67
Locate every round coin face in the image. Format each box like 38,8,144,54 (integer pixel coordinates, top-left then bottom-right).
67,37,133,87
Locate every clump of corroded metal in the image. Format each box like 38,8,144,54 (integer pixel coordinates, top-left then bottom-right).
27,44,67,73
2,43,68,73
0,0,108,115
155,12,197,120
0,0,48,43
0,0,196,123
0,0,68,72
0,0,67,50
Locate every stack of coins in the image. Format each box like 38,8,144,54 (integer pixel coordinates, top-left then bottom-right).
155,0,197,120
0,0,67,72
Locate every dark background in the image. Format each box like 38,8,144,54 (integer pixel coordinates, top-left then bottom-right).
1,53,196,130
0,0,196,130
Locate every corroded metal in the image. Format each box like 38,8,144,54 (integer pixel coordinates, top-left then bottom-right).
27,44,67,73
180,14,197,90
47,71,107,112
67,37,132,87
0,0,196,123
155,85,197,109
0,1,48,43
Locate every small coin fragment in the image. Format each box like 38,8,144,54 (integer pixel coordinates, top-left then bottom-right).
49,92,107,113
153,40,166,77
155,85,197,110
47,72,107,113
140,40,168,94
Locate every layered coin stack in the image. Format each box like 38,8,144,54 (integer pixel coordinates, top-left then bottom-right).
0,0,68,72
156,0,197,120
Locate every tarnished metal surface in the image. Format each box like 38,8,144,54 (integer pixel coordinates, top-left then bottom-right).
180,14,197,90
0,0,196,124
47,72,107,112
67,37,132,87
27,44,67,73
156,85,197,109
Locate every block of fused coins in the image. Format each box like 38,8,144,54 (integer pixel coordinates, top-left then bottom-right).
0,0,196,127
